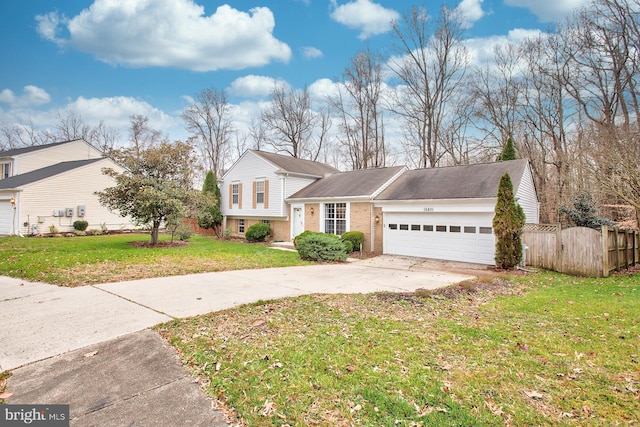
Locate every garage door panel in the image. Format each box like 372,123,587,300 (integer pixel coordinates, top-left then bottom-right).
384,212,495,264
0,201,14,235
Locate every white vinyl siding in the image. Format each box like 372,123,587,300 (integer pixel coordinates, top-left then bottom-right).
515,164,539,224
221,151,319,218
13,140,103,175
16,159,135,235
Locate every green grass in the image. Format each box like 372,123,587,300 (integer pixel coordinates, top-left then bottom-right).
0,234,310,286
156,272,640,426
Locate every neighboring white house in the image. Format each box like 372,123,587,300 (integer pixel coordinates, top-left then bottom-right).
0,139,135,236
222,152,539,266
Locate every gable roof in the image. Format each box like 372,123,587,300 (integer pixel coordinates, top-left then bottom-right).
288,166,406,199
375,159,530,201
0,158,103,190
251,150,339,178
0,139,84,158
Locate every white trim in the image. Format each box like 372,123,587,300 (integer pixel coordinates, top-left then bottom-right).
290,203,304,239
320,201,350,235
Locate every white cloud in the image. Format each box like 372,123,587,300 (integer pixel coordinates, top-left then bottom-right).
464,28,542,67
35,0,292,71
504,0,589,22
455,0,485,28
302,46,324,59
330,0,399,39
0,86,51,107
228,75,288,98
308,78,340,102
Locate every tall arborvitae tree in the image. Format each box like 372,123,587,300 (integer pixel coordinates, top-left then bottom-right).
497,137,517,161
198,170,223,236
493,172,526,268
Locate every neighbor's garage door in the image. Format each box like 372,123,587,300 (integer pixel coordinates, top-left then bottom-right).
383,212,495,264
0,200,13,235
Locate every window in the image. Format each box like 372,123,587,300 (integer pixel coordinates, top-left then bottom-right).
0,162,10,179
479,227,493,234
232,184,239,205
436,225,447,232
423,225,433,231
238,219,245,233
262,219,270,225
450,226,461,233
324,203,347,235
255,181,265,204
411,224,420,231
464,226,476,233
389,224,398,230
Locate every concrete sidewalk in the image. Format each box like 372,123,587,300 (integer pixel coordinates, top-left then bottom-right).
1,257,475,426
6,330,228,426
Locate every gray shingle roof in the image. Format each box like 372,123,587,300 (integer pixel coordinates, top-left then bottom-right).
375,159,529,200
289,166,406,199
251,150,339,177
0,140,80,158
0,158,103,190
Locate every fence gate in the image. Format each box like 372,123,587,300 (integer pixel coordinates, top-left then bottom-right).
559,227,604,277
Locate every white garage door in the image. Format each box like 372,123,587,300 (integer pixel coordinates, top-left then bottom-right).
384,212,495,265
0,201,14,235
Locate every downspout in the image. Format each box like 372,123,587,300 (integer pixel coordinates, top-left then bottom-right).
370,199,375,253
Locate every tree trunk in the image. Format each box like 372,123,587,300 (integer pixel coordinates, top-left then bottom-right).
151,222,160,245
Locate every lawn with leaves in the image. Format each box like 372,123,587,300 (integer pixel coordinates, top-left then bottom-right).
0,234,309,286
157,272,640,426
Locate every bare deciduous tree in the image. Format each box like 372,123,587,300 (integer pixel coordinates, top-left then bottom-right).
129,114,162,159
261,83,329,160
389,6,470,168
0,118,55,149
469,42,523,151
182,88,234,178
330,48,386,170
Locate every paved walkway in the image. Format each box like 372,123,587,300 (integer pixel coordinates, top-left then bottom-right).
1,256,477,425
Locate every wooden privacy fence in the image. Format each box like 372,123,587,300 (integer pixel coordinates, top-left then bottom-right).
523,224,640,277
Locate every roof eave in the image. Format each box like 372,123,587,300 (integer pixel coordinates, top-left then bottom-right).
286,195,373,203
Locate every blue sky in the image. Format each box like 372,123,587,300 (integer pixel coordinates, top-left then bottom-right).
0,0,589,147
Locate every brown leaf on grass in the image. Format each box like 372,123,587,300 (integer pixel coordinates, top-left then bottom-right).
485,400,503,416
524,390,544,400
261,399,276,417
0,391,13,399
252,319,267,328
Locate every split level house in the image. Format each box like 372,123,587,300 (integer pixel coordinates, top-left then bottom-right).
221,150,539,265
0,139,135,236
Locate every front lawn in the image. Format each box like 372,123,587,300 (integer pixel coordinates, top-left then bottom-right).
0,234,310,286
157,272,640,426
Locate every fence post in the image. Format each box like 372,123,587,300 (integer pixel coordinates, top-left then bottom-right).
555,223,562,273
625,230,630,269
602,225,609,278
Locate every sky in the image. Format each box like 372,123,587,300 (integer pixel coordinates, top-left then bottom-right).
0,0,590,152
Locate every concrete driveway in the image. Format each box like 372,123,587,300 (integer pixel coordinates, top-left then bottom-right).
0,256,475,371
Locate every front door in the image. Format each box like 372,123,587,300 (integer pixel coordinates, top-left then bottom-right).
292,206,304,240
